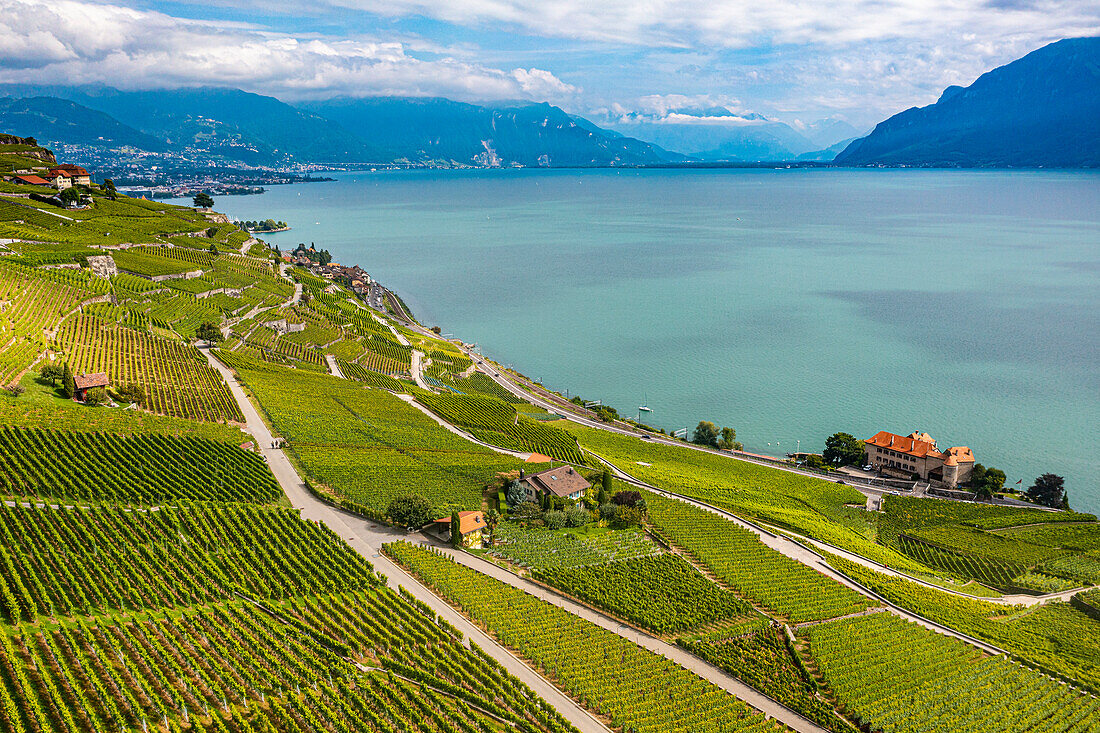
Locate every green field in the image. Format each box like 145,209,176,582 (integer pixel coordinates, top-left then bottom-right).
0,425,280,503
218,352,527,515
684,625,839,731
562,424,936,575
485,522,663,569
417,392,587,463
532,553,753,634
646,493,875,623
54,314,244,422
806,612,1100,733
821,550,1100,693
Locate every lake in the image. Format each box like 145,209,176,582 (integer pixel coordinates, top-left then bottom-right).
190,168,1100,512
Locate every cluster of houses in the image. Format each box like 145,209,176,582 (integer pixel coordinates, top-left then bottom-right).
863,430,975,488
429,466,593,548
7,164,92,190
283,248,372,296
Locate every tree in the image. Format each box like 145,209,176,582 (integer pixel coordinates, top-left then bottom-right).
209,242,219,257
39,363,64,385
504,478,527,508
450,511,462,548
386,494,435,529
1026,474,1067,509
543,510,567,530
196,322,223,344
83,387,108,406
823,432,864,466
193,192,214,209
565,506,589,528
594,406,617,423
985,467,1006,492
692,421,720,448
611,491,641,507
103,178,117,200
484,509,500,543
114,383,145,406
512,501,541,525
970,464,1007,501
61,362,76,399
4,384,25,398
804,454,825,469
717,426,742,451
59,187,81,207
598,470,611,504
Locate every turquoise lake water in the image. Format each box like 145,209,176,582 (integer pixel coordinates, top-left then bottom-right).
195,169,1100,513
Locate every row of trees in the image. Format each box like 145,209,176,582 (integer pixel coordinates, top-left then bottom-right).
234,219,288,232
692,421,742,450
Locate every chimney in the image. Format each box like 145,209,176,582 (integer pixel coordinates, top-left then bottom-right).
519,469,525,480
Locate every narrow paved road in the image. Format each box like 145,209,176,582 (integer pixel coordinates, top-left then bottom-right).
429,545,830,733
324,354,344,379
410,350,430,390
372,312,410,346
200,347,611,733
394,394,532,460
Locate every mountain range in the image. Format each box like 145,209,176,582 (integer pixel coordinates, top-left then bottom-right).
0,84,682,168
836,37,1100,167
0,37,1095,169
603,109,860,162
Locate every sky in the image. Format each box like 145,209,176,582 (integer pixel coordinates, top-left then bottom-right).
1,0,1098,130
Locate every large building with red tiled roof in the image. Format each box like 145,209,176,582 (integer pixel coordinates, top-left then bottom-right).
49,165,91,186
863,430,975,487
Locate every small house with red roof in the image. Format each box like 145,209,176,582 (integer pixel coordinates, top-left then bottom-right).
431,511,486,548
518,465,590,503
73,372,110,401
863,430,975,488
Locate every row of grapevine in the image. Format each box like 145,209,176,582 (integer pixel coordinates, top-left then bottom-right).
417,393,585,464
0,425,280,504
384,541,788,733
0,262,101,384
645,493,874,623
805,612,1100,733
486,524,661,570
532,554,752,635
682,625,840,731
819,551,1100,694
0,587,579,733
218,353,526,513
53,314,243,423
0,502,376,623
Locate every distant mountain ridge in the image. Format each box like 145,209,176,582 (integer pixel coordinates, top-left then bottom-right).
0,84,684,168
603,110,859,162
836,37,1100,167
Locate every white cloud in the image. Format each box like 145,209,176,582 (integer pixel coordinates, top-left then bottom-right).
0,0,577,102
310,0,1100,50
